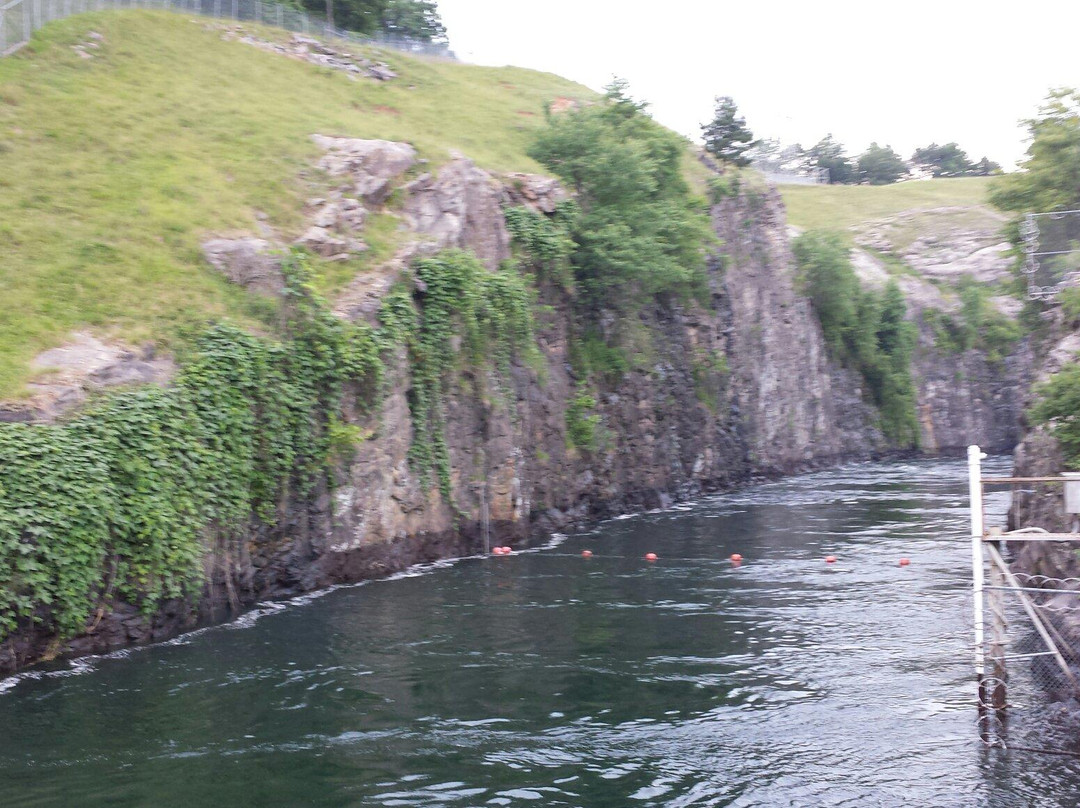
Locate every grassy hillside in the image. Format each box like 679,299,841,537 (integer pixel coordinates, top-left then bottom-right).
0,11,595,397
780,177,995,232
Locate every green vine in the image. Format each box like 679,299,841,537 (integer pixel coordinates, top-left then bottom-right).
379,249,537,505
504,202,578,291
0,251,381,641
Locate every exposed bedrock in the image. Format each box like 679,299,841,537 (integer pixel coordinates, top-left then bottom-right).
0,147,1035,671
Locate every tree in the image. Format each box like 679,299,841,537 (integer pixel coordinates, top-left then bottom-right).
701,96,756,167
805,134,857,184
857,143,908,185
298,0,447,41
380,0,447,41
911,142,975,177
991,89,1080,213
529,80,712,311
973,157,1002,176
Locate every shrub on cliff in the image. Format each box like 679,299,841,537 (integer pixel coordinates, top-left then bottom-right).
793,231,919,446
1030,363,1080,467
528,80,712,313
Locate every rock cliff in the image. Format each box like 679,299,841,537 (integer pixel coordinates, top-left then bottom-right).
0,146,1034,671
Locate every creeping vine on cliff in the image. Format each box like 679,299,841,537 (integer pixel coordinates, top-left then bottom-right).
0,252,381,641
378,249,538,505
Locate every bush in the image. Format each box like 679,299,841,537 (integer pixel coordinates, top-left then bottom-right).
1030,363,1080,467
528,81,713,313
566,386,600,452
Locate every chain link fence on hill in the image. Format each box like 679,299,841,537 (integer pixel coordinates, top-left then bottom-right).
0,0,454,58
1021,210,1080,300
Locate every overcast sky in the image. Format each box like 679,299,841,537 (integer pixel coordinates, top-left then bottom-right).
437,0,1080,168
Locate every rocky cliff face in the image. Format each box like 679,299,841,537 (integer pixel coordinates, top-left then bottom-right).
0,148,1034,671
1009,318,1080,537
714,192,881,472
911,331,1032,455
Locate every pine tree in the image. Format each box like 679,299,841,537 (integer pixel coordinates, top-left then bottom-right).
702,96,756,167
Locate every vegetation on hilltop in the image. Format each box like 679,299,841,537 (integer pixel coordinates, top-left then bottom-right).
0,10,594,398
779,177,994,232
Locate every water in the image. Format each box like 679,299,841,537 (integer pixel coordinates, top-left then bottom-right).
2,458,1079,807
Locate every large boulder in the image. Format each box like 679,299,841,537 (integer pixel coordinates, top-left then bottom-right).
401,157,511,270
312,136,417,205
202,237,283,294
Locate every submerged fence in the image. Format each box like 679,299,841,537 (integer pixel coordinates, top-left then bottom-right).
0,0,454,58
968,446,1080,755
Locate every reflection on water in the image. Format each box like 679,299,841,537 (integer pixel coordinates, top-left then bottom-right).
1,458,1078,806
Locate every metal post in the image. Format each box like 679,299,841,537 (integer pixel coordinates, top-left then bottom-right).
968,445,987,703
987,551,1008,709
275,0,280,27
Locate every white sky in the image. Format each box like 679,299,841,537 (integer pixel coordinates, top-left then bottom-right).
437,0,1080,169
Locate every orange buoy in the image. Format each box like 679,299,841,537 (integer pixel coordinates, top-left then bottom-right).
645,552,658,562
730,553,743,562
501,546,513,554
581,550,593,558
825,555,837,564
899,558,911,567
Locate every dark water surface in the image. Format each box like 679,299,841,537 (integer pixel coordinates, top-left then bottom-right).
3,458,1079,807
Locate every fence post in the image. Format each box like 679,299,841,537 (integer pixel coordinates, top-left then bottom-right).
987,550,1008,710
24,0,30,44
968,445,987,708
275,0,280,27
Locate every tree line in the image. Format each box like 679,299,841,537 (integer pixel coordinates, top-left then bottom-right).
296,0,447,41
702,96,1001,185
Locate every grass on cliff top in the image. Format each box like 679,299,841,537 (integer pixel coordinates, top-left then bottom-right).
779,177,995,232
0,10,595,397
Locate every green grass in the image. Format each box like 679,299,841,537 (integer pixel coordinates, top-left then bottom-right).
0,11,595,397
780,177,995,232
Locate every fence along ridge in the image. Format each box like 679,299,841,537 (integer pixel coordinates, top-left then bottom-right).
1,0,454,59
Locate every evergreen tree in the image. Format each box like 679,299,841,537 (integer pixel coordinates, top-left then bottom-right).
300,0,447,41
911,142,975,177
805,134,857,184
857,143,908,185
701,96,756,167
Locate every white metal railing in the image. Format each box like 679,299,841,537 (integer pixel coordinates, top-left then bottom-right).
0,0,454,59
968,444,1080,753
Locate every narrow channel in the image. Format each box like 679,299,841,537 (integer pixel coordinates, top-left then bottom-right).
2,458,1077,806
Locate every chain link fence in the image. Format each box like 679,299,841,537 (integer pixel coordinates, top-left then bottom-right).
978,545,1080,752
1021,210,1080,300
1,0,454,58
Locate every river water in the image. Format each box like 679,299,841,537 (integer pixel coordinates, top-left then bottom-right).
2,458,1079,807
